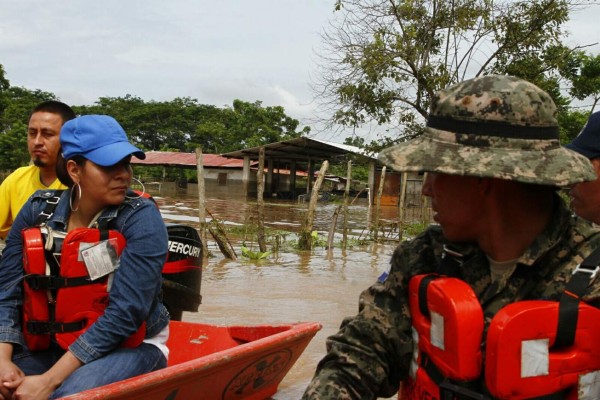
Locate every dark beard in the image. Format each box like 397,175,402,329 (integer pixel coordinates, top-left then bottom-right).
32,158,46,167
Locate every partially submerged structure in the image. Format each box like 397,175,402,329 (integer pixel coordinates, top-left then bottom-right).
131,138,424,208
220,137,377,199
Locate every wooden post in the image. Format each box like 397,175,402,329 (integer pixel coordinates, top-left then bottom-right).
257,147,267,253
290,161,297,199
205,209,237,260
242,156,250,196
298,160,329,250
307,160,314,193
342,160,352,250
421,172,430,225
195,148,208,259
397,172,408,241
326,205,341,251
374,166,386,240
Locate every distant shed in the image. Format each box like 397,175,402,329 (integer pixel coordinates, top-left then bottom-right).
131,140,419,206
133,151,248,169
132,151,256,185
220,137,381,199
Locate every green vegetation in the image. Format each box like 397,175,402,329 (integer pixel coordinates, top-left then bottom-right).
240,246,271,260
0,66,310,173
214,217,425,259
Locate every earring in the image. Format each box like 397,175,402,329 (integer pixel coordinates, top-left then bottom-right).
70,183,81,212
126,177,147,199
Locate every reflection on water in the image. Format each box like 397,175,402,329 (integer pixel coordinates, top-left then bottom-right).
154,187,403,239
155,188,399,399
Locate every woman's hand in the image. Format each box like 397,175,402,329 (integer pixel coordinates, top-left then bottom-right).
0,344,24,400
0,362,23,399
7,351,82,400
4,375,54,400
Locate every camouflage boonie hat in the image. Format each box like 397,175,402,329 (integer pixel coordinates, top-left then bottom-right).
378,75,595,186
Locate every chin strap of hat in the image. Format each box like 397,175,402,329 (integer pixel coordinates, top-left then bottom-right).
554,248,600,348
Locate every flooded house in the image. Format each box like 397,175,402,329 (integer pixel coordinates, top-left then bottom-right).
131,138,427,215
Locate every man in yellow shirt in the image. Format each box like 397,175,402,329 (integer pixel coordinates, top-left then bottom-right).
0,101,76,239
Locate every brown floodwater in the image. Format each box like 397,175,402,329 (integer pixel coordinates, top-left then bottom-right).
154,187,400,399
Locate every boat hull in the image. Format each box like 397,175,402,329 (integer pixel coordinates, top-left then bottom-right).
60,321,321,399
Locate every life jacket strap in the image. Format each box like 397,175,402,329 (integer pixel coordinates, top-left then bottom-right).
417,273,438,317
555,249,600,349
34,192,62,226
26,319,86,335
24,274,102,290
420,353,489,400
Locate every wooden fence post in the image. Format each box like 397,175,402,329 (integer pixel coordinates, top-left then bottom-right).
298,160,329,250
342,160,352,250
195,147,209,259
397,172,408,241
256,147,267,253
374,166,386,240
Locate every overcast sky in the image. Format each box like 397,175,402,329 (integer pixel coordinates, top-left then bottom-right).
1,1,599,141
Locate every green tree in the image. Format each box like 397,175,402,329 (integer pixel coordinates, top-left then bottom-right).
221,100,310,151
558,109,590,144
566,52,600,112
0,65,312,170
0,64,10,117
318,0,594,145
76,97,310,154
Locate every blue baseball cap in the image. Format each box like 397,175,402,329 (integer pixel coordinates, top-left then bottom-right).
565,111,600,159
60,115,145,166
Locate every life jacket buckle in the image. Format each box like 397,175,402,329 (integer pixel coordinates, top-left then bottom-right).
45,196,61,205
37,211,54,223
572,264,599,280
442,245,464,259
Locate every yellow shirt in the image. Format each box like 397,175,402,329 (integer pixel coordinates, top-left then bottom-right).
0,165,67,239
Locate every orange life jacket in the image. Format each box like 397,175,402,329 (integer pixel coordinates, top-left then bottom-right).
401,273,484,400
22,227,146,351
402,274,600,400
486,300,600,399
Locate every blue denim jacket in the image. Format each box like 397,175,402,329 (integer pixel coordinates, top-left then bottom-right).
0,189,170,364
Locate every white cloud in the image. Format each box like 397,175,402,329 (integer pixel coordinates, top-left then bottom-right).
0,0,598,143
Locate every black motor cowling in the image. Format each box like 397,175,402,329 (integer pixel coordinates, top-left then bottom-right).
161,224,202,321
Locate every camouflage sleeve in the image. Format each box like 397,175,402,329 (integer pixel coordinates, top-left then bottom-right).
302,229,442,399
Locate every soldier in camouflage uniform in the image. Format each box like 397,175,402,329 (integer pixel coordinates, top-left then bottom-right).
566,111,600,224
302,75,600,399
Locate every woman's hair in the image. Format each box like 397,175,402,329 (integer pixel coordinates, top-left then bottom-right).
56,151,86,188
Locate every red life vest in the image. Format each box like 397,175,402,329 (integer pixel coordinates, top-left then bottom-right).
401,273,484,400
486,300,600,399
402,274,600,400
22,227,146,351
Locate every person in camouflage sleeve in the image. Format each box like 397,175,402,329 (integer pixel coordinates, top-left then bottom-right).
302,75,600,399
566,111,600,224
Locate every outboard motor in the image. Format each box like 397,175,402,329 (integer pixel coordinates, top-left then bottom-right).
162,224,202,321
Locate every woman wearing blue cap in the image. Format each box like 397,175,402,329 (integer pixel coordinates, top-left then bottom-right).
0,115,169,399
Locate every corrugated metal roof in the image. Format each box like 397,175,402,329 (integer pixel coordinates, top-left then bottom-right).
220,137,378,162
132,151,252,168
132,137,378,169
